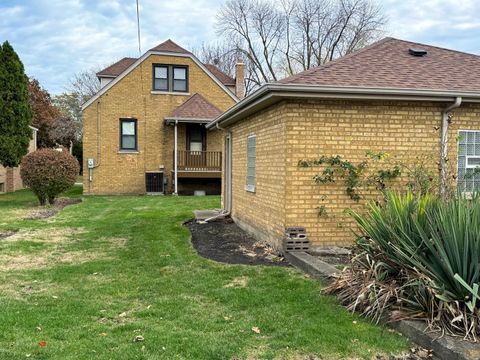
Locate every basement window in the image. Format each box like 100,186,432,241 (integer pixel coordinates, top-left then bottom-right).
120,119,137,151
245,135,256,193
152,64,188,92
458,130,480,193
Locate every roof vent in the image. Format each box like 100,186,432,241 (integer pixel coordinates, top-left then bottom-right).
409,48,427,57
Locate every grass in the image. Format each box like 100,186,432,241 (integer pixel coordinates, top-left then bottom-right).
0,187,409,359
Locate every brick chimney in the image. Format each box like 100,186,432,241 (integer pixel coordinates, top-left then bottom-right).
235,58,245,100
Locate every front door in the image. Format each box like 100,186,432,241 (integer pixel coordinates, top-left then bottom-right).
186,124,206,170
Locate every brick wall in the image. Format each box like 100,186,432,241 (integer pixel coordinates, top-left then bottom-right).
230,102,288,251
228,98,480,248
0,131,36,193
83,54,235,194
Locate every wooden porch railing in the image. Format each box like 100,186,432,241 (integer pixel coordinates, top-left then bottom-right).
175,150,222,172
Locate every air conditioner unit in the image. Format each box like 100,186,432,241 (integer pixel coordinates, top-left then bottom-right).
466,156,480,169
145,172,164,194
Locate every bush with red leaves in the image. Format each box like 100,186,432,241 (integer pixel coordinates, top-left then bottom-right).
20,148,79,205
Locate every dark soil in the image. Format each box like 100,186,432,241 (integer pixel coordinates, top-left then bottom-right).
187,218,289,266
0,230,17,239
25,198,82,220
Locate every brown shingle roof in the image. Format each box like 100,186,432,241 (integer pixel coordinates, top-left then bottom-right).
149,39,191,54
204,64,235,86
167,93,222,120
95,45,235,87
279,37,480,92
96,57,137,77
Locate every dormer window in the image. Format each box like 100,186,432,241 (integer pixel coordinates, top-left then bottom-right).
153,64,188,93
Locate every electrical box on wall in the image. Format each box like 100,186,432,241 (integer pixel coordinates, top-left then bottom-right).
87,158,95,169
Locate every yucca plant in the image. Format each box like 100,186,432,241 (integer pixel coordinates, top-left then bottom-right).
327,191,480,340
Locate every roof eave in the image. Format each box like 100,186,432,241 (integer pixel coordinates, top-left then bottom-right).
165,117,216,124
207,84,480,129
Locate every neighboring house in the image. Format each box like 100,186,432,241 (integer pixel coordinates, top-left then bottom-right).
0,126,38,193
207,37,480,250
82,39,243,195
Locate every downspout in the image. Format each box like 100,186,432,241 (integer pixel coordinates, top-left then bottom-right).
204,122,232,222
88,100,102,192
439,96,462,198
174,120,178,195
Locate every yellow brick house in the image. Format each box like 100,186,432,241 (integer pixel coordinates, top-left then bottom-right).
207,37,480,250
82,40,243,195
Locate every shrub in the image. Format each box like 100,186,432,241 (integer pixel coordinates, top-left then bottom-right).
20,148,79,205
327,192,480,340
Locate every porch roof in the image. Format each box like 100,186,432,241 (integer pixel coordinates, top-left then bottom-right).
165,93,222,124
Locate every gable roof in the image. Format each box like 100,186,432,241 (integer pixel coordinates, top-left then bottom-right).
96,58,235,88
149,39,191,54
204,64,235,86
96,57,137,77
166,93,222,122
279,37,480,92
83,40,238,110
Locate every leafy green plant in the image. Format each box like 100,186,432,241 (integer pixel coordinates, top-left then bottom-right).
298,152,401,202
20,148,79,205
327,192,480,340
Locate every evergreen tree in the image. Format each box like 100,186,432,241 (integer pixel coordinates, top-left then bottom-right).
0,41,33,167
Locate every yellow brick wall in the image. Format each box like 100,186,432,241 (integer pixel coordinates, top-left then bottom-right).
0,131,36,193
83,54,234,194
230,102,288,251
228,98,480,248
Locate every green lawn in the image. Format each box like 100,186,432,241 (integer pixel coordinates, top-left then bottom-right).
0,188,408,359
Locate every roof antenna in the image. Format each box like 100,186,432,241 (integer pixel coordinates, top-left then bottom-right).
136,0,141,54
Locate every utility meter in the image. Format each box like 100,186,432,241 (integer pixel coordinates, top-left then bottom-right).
87,158,95,169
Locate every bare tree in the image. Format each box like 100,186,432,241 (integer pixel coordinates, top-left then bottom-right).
216,0,386,93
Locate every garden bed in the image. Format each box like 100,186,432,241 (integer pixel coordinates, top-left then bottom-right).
187,218,288,266
24,197,82,220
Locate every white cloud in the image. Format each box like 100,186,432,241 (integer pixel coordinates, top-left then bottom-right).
1,0,479,94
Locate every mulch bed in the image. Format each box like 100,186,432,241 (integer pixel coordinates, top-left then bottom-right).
25,198,82,220
186,218,289,266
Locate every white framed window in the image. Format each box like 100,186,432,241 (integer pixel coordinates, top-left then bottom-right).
458,130,480,193
245,135,256,192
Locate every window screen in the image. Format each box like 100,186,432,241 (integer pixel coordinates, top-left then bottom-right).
458,130,480,192
120,119,137,150
173,67,187,92
153,66,168,91
245,135,256,192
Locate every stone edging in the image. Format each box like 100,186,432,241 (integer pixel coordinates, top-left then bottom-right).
285,251,479,360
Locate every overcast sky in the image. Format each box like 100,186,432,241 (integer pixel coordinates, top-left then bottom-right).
1,0,480,95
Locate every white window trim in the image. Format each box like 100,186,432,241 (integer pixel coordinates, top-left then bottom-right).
245,134,256,193
457,129,480,194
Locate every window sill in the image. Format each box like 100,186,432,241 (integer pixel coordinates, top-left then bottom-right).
245,184,256,193
151,91,190,96
118,150,139,154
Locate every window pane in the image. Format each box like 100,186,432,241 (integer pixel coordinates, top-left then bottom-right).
173,79,186,92
468,144,475,155
459,131,467,145
154,79,168,90
468,132,475,143
122,135,136,149
122,121,135,135
174,67,186,80
155,66,167,79
190,142,203,152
